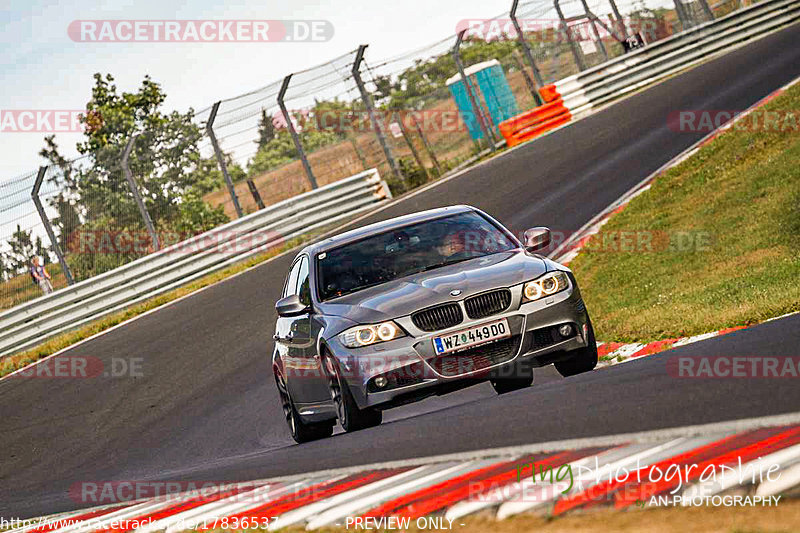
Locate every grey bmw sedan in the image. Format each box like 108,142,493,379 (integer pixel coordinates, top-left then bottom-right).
272,205,597,442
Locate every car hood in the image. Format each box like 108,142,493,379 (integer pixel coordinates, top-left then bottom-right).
317,250,547,323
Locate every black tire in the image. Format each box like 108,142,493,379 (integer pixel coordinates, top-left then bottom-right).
322,351,382,432
555,318,598,377
490,362,533,394
274,367,334,443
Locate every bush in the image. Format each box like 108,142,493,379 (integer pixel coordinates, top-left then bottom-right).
385,158,431,195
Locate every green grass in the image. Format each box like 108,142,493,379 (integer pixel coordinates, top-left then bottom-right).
0,261,71,311
570,84,800,342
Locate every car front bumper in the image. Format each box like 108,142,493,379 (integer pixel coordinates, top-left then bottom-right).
326,272,592,410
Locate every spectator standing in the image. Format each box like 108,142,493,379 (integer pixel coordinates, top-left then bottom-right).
30,256,54,295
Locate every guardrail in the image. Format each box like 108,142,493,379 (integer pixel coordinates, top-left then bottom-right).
0,169,391,359
496,0,799,144
4,1,798,360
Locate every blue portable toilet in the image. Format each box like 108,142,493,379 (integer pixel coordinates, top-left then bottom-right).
446,59,519,140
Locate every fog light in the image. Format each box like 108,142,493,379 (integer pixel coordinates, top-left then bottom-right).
374,376,388,389
559,324,573,337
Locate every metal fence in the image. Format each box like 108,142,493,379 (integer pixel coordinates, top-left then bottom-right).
0,169,391,359
0,0,773,312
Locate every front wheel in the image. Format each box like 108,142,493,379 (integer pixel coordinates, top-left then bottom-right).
274,367,333,443
323,351,382,432
555,318,598,377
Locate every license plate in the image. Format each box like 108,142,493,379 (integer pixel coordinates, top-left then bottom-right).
433,318,511,355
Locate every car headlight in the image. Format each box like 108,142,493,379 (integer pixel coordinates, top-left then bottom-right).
522,271,569,303
339,321,405,348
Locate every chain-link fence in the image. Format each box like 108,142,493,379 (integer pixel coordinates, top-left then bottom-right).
0,169,63,309
0,0,761,310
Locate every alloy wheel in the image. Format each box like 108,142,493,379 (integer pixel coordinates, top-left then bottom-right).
275,370,296,436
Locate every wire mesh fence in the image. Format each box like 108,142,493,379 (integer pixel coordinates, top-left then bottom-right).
0,170,63,309
360,35,482,188
0,0,762,310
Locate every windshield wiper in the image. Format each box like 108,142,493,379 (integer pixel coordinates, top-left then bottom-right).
417,257,472,273
328,279,389,299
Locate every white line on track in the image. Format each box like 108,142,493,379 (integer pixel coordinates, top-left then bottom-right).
672,332,721,347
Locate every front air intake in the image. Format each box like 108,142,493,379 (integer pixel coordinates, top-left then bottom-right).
411,303,463,332
464,289,512,319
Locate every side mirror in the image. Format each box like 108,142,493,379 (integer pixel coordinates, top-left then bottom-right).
523,227,551,252
276,294,309,317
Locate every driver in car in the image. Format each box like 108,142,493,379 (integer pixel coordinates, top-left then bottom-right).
438,230,469,261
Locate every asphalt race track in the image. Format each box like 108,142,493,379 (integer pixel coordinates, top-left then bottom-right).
2,24,800,518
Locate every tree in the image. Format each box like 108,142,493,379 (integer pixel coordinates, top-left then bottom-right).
371,75,397,107
38,73,233,277
39,74,233,230
39,135,82,253
185,154,243,195
380,39,518,110
310,97,357,140
173,191,230,235
0,252,9,281
35,236,49,265
246,112,339,178
256,109,276,148
69,74,206,227
247,129,298,176
5,225,39,273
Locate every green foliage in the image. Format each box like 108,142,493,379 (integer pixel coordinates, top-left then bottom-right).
569,82,800,341
310,97,357,140
247,129,298,176
385,158,431,195
187,154,244,191
65,217,144,281
39,136,82,253
35,73,236,279
2,225,48,275
256,109,276,148
75,74,205,224
247,116,340,178
380,40,518,110
172,191,230,235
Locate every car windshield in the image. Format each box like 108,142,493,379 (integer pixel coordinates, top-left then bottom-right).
317,211,516,301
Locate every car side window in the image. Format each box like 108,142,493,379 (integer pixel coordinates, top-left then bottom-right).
296,257,311,306
283,258,303,297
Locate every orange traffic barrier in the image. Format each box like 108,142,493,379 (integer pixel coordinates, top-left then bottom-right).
499,93,572,148
539,84,561,103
